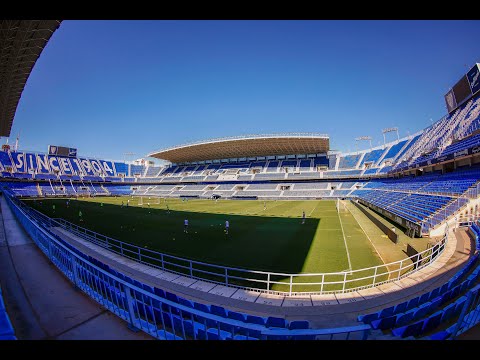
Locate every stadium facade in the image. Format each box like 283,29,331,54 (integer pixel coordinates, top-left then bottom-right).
1,21,480,340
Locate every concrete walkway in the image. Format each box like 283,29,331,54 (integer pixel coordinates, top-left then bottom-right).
0,195,152,340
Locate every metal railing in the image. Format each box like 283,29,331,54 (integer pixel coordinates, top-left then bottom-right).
17,197,449,297
4,192,371,340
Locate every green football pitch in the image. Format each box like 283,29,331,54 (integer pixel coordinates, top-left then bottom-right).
23,196,430,292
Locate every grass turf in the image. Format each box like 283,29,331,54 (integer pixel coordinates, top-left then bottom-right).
24,197,420,292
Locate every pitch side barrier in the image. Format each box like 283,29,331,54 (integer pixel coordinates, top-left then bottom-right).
357,198,422,237
4,192,370,340
13,194,449,297
351,200,398,243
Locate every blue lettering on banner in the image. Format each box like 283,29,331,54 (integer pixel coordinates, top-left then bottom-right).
25,153,38,173
58,157,73,175
467,64,480,94
11,152,26,172
80,158,95,175
48,156,60,173
101,160,115,176
70,158,84,175
89,159,104,175
36,154,51,174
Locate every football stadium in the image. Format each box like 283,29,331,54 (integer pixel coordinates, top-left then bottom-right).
1,20,480,341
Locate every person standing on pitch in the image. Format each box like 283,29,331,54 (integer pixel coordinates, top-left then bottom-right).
184,218,189,233
264,200,266,211
79,210,83,222
302,210,306,224
52,204,56,214
225,220,229,235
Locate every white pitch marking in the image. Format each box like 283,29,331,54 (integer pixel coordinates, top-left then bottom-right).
336,200,352,272
345,201,390,279
308,202,319,217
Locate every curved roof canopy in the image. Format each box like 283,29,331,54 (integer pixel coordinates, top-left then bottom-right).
148,133,330,163
0,20,61,137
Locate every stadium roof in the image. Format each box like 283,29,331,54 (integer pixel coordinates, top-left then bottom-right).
148,133,330,163
0,20,61,137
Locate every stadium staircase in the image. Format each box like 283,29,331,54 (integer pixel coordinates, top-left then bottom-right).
48,179,55,195
69,180,77,195
375,145,391,167
391,136,414,164
334,156,340,170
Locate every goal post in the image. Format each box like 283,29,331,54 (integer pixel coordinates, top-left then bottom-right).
336,198,348,213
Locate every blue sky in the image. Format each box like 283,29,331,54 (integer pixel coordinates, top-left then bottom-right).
8,20,480,162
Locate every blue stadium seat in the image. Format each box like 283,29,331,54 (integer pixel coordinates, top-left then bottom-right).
142,284,154,294
439,290,453,305
440,303,456,324
406,297,419,311
246,315,267,326
428,287,440,301
266,316,287,328
178,297,194,309
165,291,179,303
205,328,233,340
160,299,181,316
450,285,461,299
357,312,379,324
439,283,449,296
395,309,416,328
379,305,395,318
193,302,210,314
421,310,443,334
413,302,432,320
453,296,467,316
210,305,227,318
460,280,470,294
181,319,207,339
154,287,166,299
371,315,397,330
392,320,425,338
418,292,430,305
429,296,442,312
227,311,247,322
393,301,408,315
288,320,309,330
